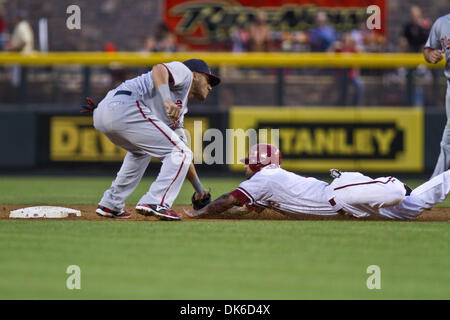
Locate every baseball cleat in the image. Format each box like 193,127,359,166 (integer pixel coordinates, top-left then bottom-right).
135,204,182,221
96,205,131,219
330,169,342,179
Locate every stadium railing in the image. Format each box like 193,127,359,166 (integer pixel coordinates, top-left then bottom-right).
0,52,445,106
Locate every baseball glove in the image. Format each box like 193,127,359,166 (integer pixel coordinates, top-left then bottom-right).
192,192,211,210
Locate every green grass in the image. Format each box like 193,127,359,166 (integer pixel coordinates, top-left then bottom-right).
0,176,243,205
0,176,449,299
0,220,448,299
0,176,444,206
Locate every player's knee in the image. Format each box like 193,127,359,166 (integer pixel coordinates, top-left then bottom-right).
167,147,192,167
183,148,193,163
383,188,405,207
175,145,192,161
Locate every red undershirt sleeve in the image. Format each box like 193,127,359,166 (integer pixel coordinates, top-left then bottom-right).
230,189,251,206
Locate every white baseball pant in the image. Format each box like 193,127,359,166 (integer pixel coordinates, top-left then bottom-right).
93,89,193,211
329,171,450,219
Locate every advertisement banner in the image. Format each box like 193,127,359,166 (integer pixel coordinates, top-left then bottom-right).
164,0,386,49
229,107,423,172
49,116,210,162
50,116,126,162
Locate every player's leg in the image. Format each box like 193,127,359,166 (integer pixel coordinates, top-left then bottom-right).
98,150,151,212
93,94,154,214
134,119,193,208
331,172,406,207
431,82,450,178
94,97,192,218
381,170,450,219
116,104,193,214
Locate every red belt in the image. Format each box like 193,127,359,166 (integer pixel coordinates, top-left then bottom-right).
329,198,347,215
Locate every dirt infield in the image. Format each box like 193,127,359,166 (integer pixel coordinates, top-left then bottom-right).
0,204,449,222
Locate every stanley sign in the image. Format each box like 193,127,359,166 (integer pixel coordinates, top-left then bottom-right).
229,107,424,172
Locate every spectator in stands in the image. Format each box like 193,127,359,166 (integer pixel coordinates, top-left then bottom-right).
6,10,33,53
402,5,431,52
350,21,387,53
231,27,250,53
398,6,431,107
6,10,34,88
280,31,309,52
143,22,178,52
308,11,336,52
350,22,373,52
332,32,364,106
247,10,273,52
0,5,6,50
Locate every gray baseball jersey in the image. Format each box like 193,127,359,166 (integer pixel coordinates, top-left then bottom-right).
425,13,450,79
93,61,195,211
121,61,193,128
426,14,450,177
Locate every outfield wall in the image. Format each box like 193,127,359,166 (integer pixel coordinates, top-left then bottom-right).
0,107,445,175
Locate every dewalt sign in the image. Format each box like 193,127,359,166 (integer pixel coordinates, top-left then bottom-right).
50,116,209,162
50,116,126,161
229,107,423,172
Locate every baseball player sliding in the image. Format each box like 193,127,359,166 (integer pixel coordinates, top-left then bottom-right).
424,14,449,177
186,144,450,220
82,59,220,220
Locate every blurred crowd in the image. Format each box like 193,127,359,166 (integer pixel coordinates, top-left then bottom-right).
229,6,432,55
139,7,431,55
0,3,439,107
0,5,433,55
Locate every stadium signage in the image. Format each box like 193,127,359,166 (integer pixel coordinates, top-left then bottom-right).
165,0,386,49
229,107,424,172
49,116,211,162
50,116,126,161
261,124,400,159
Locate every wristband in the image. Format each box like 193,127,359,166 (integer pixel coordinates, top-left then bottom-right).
191,176,206,194
157,84,171,101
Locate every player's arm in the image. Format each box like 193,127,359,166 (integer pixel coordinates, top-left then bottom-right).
151,64,181,124
423,18,444,64
186,162,209,199
185,192,241,218
423,47,444,64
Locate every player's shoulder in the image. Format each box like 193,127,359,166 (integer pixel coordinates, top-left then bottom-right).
434,14,450,26
163,61,191,73
251,166,284,180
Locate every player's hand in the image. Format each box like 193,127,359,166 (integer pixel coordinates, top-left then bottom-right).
183,208,202,218
164,100,181,124
428,49,444,64
193,190,210,201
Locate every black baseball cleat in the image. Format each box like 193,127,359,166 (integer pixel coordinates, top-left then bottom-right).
96,205,132,219
135,204,182,221
404,184,412,196
330,169,342,179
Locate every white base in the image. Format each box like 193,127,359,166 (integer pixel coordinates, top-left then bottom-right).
9,206,82,219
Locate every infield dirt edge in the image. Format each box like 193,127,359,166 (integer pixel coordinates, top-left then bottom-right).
1,205,449,222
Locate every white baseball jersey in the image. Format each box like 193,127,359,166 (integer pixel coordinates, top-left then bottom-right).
121,61,193,128
231,166,338,216
425,14,450,79
230,166,450,220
